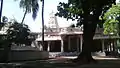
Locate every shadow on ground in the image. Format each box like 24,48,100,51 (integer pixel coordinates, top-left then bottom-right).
1,59,120,68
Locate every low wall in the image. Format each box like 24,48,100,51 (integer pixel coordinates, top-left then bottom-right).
8,50,49,61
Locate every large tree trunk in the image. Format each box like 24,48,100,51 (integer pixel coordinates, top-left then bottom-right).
73,21,97,64
72,7,102,64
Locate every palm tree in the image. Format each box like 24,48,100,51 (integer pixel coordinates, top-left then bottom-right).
21,9,27,24
0,0,3,23
19,0,45,50
41,0,44,50
19,0,39,24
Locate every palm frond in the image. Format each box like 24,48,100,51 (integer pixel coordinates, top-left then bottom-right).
19,0,39,20
32,0,39,20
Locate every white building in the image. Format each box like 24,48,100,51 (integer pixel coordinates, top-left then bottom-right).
34,12,120,53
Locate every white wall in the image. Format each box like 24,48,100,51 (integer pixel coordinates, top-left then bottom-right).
8,50,49,61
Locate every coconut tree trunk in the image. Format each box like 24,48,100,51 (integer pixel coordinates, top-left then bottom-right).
21,9,27,24
41,0,44,51
0,0,3,23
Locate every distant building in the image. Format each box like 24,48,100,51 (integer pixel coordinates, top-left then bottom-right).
34,12,120,52
0,11,119,53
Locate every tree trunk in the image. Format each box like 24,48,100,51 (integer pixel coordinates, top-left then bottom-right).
73,21,97,64
0,0,3,23
41,0,44,51
72,6,102,64
21,9,27,24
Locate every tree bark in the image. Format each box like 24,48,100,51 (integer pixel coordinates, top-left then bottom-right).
73,21,97,64
0,0,3,23
21,9,27,24
72,6,102,64
41,0,44,51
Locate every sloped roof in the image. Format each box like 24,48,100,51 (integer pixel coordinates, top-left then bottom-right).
36,36,61,41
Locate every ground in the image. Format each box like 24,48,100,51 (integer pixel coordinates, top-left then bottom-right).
0,56,120,68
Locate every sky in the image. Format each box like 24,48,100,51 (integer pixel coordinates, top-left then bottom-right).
1,0,120,32
2,0,76,32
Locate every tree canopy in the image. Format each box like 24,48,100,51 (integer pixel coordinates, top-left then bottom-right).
56,0,116,63
103,4,120,35
0,19,33,47
56,0,115,23
6,21,31,45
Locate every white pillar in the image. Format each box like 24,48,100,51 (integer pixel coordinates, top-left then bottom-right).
102,40,105,52
111,42,113,51
68,36,71,51
61,38,64,52
40,43,43,51
108,44,111,51
110,42,112,51
47,41,50,51
80,35,83,52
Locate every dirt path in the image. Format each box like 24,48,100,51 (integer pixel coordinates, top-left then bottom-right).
46,56,120,68
22,59,120,68
0,56,120,68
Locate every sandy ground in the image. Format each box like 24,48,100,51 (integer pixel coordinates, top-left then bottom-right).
46,56,120,68
56,56,120,60
0,56,120,68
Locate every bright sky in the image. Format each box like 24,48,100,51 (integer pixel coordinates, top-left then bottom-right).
2,0,119,32
2,0,76,32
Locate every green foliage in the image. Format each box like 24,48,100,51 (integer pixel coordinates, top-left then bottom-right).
103,19,119,35
56,0,115,25
103,4,120,35
56,1,83,21
0,18,34,47
6,21,32,45
103,4,120,20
